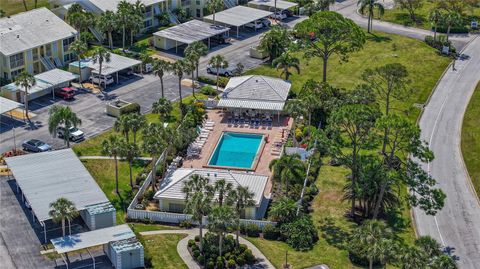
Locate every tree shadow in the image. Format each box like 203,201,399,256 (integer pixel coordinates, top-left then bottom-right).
366,33,392,43
319,217,350,250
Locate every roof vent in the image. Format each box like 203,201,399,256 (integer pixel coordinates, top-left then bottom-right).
17,35,19,38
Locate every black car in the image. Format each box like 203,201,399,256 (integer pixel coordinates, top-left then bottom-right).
209,35,227,45
282,9,294,17
22,139,52,152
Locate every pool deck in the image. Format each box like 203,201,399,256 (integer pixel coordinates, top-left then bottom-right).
182,109,293,194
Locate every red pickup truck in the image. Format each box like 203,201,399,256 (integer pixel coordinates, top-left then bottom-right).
55,87,75,100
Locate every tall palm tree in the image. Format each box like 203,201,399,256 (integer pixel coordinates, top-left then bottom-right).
357,0,385,33
152,98,173,122
272,51,300,80
213,179,233,206
206,0,224,24
114,113,132,141
102,135,125,194
182,174,214,252
284,98,307,145
184,58,197,98
429,9,443,41
67,4,85,34
207,206,236,257
129,113,146,145
184,42,208,79
171,60,188,113
14,71,35,122
129,1,145,46
227,186,255,246
69,38,88,86
153,59,171,98
120,141,140,189
269,196,297,223
443,11,462,41
142,123,168,189
91,46,111,96
259,25,290,61
48,198,79,237
208,55,228,91
269,154,305,196
48,105,82,148
117,0,132,51
97,11,117,49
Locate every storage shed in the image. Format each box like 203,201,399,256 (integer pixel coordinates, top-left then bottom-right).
106,237,145,269
81,202,116,230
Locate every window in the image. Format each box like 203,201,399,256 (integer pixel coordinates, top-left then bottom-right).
63,37,75,52
32,48,39,61
10,68,24,79
196,8,201,17
9,53,24,69
196,0,200,5
144,20,152,28
168,203,185,213
45,44,52,56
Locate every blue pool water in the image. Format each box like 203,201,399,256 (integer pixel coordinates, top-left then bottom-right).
208,132,263,169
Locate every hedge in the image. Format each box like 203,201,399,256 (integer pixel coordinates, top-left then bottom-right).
119,102,141,115
198,76,229,88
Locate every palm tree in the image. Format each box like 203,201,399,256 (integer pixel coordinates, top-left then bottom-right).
142,123,168,189
208,55,228,91
182,174,214,252
443,11,462,41
69,38,88,86
91,46,111,96
269,196,297,223
213,179,233,206
129,1,145,46
185,42,208,79
21,0,27,11
269,154,305,196
129,113,146,145
206,0,224,24
357,0,385,33
48,198,79,237
48,105,82,148
318,0,336,11
14,71,35,122
67,4,85,34
429,9,443,41
184,58,197,98
398,246,428,269
97,11,117,49
117,0,132,51
152,98,173,122
114,114,132,141
284,99,307,145
102,135,125,194
153,59,171,98
120,141,140,189
207,206,236,257
272,51,300,80
259,25,290,62
171,60,188,113
226,186,255,246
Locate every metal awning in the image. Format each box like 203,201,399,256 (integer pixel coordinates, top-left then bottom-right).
203,6,273,27
154,20,229,44
1,69,78,94
248,0,298,11
0,97,23,114
70,53,141,76
217,98,285,111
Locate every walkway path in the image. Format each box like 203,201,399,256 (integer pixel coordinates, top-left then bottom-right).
140,229,275,269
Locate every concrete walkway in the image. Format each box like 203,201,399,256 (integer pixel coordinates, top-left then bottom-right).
140,229,275,269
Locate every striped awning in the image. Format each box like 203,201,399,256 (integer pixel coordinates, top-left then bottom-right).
217,99,285,111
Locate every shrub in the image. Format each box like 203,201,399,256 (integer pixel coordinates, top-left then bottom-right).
227,259,236,269
198,76,229,88
236,254,246,266
188,239,196,248
119,102,140,115
200,85,217,96
180,220,193,229
193,250,200,259
244,249,255,264
191,244,199,253
238,244,248,253
262,224,280,240
143,189,154,201
197,255,205,264
216,260,224,269
206,260,215,269
280,216,319,251
245,223,260,237
194,235,200,242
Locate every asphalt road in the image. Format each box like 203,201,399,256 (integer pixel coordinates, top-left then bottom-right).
413,36,480,268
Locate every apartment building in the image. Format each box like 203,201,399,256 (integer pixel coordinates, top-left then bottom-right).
0,8,78,82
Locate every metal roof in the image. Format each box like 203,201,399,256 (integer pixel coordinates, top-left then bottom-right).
154,168,268,206
248,0,298,10
1,69,78,94
51,224,136,254
88,0,164,12
154,20,229,44
111,237,143,252
217,75,291,111
70,53,141,76
0,97,23,114
0,8,77,56
5,149,109,222
203,6,273,27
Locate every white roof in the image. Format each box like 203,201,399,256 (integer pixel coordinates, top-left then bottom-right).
1,69,78,94
0,8,77,56
0,97,23,114
248,0,298,10
217,75,291,111
71,53,141,76
5,149,109,221
203,6,273,27
154,20,229,44
154,168,268,206
51,224,135,254
88,0,164,12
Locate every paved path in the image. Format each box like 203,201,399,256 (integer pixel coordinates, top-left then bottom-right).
140,229,275,269
412,36,480,268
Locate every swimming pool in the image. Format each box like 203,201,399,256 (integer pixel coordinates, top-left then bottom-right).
208,132,264,169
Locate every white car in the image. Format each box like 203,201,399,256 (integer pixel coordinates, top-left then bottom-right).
57,126,85,141
260,18,271,27
90,74,114,86
270,12,287,20
206,64,235,77
245,20,264,30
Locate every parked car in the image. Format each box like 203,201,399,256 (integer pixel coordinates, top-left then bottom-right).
119,68,134,76
55,87,75,100
206,64,236,77
57,126,85,141
90,74,114,86
245,20,264,30
210,35,227,45
270,12,287,20
282,9,294,17
260,18,271,27
22,139,51,152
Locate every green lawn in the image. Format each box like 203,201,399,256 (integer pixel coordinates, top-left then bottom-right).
461,82,480,199
246,31,450,122
380,0,480,30
129,223,179,233
81,159,148,223
141,234,188,269
0,0,50,16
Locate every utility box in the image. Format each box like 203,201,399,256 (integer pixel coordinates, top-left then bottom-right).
81,202,116,230
105,238,145,269
249,46,268,59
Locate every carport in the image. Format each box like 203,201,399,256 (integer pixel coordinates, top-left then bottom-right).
203,6,273,37
153,19,230,54
51,224,144,269
4,149,111,243
248,0,298,12
0,97,24,149
0,69,78,102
